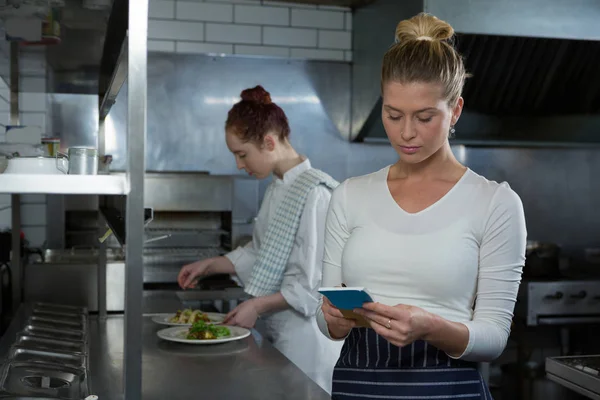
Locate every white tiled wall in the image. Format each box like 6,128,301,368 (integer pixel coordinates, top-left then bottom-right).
20,48,48,246
0,47,48,246
0,48,48,133
148,0,353,61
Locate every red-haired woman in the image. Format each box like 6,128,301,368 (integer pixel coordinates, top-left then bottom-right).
177,85,343,394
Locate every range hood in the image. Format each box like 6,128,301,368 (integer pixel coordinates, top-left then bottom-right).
351,0,600,146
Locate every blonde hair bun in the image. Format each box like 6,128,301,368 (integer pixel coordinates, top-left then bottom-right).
395,12,454,43
382,12,467,105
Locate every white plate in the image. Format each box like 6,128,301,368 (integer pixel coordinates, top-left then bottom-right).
157,326,251,345
151,312,226,327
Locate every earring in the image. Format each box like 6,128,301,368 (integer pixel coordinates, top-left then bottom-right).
450,126,456,135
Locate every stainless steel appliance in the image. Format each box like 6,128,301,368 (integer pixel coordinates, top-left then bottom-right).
24,172,258,313
132,172,251,313
513,275,600,400
546,355,600,400
137,172,235,285
514,279,600,327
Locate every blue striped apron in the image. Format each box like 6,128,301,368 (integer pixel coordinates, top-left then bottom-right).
332,328,493,399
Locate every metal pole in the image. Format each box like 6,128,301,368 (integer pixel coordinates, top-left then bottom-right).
98,117,106,155
9,42,21,313
10,195,20,312
97,120,107,320
9,42,18,126
97,228,107,320
124,0,148,397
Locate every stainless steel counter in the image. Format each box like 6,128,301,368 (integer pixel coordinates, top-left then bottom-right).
87,315,331,400
0,305,331,399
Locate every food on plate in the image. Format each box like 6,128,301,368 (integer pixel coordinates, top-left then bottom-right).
186,321,231,340
170,309,211,324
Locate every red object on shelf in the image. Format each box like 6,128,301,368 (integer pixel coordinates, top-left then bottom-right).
20,9,61,46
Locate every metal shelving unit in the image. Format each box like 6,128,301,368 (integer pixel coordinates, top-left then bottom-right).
4,0,148,398
0,174,128,194
97,0,148,398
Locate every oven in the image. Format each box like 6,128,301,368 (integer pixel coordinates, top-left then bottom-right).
23,172,258,314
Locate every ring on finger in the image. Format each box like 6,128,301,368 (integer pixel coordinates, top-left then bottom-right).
386,318,392,329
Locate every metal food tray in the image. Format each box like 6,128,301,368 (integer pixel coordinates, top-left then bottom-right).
0,361,88,399
8,347,86,369
28,316,86,332
32,303,88,315
15,335,86,355
22,325,86,343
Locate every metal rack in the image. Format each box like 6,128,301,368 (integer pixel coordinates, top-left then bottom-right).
0,0,149,398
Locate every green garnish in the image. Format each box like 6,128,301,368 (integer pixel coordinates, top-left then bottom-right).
186,321,231,340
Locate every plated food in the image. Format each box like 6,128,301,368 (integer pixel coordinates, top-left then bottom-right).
151,310,226,327
186,321,231,340
157,321,251,345
170,309,211,324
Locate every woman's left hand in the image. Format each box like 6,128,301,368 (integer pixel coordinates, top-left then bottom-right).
354,303,433,347
223,299,259,329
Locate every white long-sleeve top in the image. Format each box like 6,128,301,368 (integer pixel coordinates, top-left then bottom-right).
316,166,527,362
226,158,343,394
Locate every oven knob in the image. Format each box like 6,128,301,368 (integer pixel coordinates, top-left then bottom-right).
570,291,587,299
545,291,563,300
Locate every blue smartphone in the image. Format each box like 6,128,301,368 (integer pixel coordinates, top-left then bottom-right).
318,286,373,310
318,287,374,328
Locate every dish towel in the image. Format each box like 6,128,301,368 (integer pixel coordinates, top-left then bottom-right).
244,168,339,297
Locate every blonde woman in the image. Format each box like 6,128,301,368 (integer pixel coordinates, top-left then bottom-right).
317,13,527,399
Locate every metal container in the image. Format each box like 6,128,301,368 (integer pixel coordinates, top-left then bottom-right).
57,147,98,175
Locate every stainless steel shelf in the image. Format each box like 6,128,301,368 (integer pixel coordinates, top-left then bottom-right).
0,174,128,195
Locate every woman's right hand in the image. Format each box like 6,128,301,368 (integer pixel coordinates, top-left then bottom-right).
322,296,355,339
177,259,214,289
177,256,236,289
